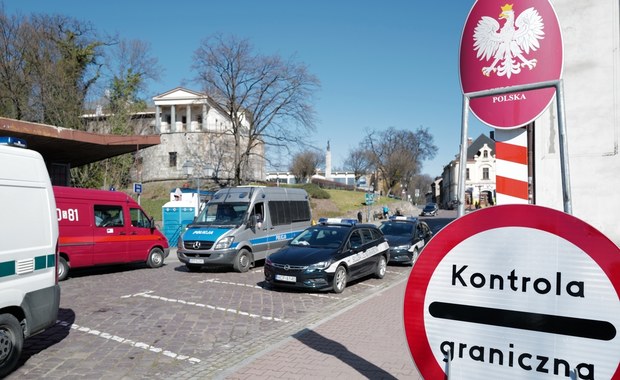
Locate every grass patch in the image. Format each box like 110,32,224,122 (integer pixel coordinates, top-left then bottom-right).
136,184,399,222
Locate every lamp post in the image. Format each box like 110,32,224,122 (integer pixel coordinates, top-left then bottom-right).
182,160,199,214
183,160,215,215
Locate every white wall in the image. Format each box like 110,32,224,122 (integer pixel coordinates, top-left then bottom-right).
535,0,620,244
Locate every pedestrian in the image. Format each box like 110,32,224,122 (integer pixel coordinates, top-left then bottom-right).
382,205,389,219
357,210,363,222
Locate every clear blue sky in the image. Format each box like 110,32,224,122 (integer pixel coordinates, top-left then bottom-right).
5,0,488,177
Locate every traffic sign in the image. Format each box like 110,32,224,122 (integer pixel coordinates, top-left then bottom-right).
404,205,620,379
133,182,143,194
459,0,563,129
365,193,374,205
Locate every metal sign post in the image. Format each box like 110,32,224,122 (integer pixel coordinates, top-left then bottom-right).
458,79,572,216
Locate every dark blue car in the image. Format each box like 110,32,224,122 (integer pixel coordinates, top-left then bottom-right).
378,216,432,265
264,218,390,293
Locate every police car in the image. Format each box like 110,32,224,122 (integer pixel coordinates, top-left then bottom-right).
264,218,390,293
378,216,432,265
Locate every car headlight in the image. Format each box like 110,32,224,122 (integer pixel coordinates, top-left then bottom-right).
394,244,412,251
214,236,234,250
265,257,272,266
305,260,332,273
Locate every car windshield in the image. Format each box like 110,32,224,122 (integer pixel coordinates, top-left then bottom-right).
193,202,249,227
424,204,436,210
290,226,347,248
379,222,414,237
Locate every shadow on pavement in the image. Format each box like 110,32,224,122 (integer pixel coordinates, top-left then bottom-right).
15,308,75,372
295,328,397,380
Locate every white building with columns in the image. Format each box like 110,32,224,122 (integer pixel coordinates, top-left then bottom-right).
135,87,265,185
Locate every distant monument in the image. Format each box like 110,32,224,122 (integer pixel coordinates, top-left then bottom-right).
325,140,332,180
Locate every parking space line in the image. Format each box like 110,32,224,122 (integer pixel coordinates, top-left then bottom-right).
56,320,201,364
121,291,290,323
199,278,348,300
198,278,262,289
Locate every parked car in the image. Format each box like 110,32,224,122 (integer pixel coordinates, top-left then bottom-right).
264,218,390,293
378,216,432,265
420,203,439,216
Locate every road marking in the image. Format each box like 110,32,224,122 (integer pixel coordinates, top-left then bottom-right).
122,290,289,323
199,278,348,300
56,320,201,363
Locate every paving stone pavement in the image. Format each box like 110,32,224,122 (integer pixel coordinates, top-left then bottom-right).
215,278,423,380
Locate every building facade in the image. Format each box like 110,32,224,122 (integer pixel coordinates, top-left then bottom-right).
440,134,496,210
135,88,265,186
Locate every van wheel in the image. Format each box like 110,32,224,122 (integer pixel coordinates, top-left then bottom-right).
0,314,23,378
233,249,252,273
146,248,165,268
332,265,347,293
375,255,387,279
57,257,69,281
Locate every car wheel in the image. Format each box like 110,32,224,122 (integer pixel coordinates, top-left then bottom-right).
233,249,252,273
411,248,419,265
332,265,347,293
57,256,69,281
0,314,23,378
375,255,387,279
146,247,165,268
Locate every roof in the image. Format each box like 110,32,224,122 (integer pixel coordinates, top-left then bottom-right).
0,117,160,167
467,133,495,160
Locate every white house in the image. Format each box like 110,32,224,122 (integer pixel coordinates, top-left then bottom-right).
135,87,265,185
441,134,496,209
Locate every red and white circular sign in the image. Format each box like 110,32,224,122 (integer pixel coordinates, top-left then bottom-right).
459,0,563,129
404,205,620,379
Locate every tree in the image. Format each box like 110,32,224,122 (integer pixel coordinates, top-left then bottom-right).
71,38,160,189
193,34,320,185
362,126,437,195
290,150,323,184
344,147,372,183
0,10,105,129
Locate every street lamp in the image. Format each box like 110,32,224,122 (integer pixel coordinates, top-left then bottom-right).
183,160,215,214
182,160,200,214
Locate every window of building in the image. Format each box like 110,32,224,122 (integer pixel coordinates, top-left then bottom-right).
169,152,177,167
483,150,488,158
483,167,489,180
466,168,470,180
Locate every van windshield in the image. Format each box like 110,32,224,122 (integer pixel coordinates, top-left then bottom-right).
193,202,249,227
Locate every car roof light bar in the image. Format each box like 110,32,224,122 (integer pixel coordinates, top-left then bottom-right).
0,136,27,148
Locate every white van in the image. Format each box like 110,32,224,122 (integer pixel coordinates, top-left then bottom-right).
0,137,60,377
177,186,312,272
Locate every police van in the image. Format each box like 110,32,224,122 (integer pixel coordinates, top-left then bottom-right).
177,186,312,272
0,137,60,377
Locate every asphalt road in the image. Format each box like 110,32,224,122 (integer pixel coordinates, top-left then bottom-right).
7,211,455,379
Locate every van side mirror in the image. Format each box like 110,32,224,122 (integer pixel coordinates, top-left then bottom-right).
149,217,155,229
248,214,257,228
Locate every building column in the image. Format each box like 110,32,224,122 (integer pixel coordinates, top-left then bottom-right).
186,105,192,131
171,105,176,132
202,104,208,131
155,106,161,132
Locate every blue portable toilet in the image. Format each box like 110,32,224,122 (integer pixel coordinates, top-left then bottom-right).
162,200,195,246
161,187,213,245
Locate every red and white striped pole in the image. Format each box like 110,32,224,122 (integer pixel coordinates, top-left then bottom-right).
494,127,529,204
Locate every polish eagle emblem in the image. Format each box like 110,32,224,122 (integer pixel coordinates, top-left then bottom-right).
473,4,545,78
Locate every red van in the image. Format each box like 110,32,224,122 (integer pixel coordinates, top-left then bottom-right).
53,186,169,280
